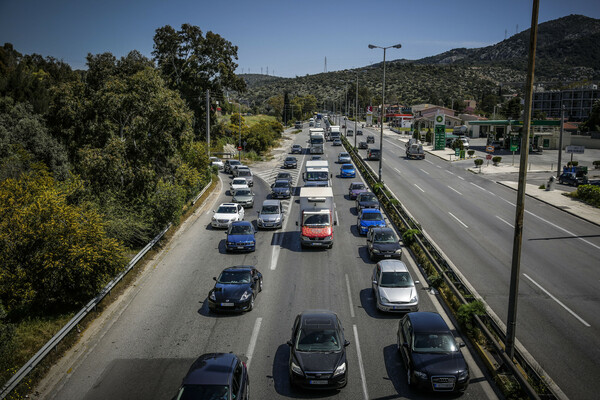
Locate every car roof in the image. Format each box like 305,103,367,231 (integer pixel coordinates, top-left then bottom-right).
358,191,375,198
298,310,339,328
350,181,364,186
262,199,281,207
224,265,255,272
182,353,237,385
230,220,252,227
362,208,381,214
406,312,451,333
378,260,408,273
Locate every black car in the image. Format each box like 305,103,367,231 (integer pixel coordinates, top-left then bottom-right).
284,156,298,169
271,179,292,199
288,310,349,389
367,148,381,160
357,130,363,135
208,266,263,313
291,144,303,154
355,192,380,211
367,227,402,260
276,172,293,185
367,135,375,144
358,141,368,149
397,312,469,393
558,172,588,186
175,353,249,400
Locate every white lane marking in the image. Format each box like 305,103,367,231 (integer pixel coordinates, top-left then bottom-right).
448,212,468,228
336,210,340,225
425,159,433,165
447,186,462,196
500,197,514,206
414,184,425,193
445,170,455,175
394,167,402,174
496,216,514,228
246,317,263,368
419,168,430,175
458,176,465,181
523,274,591,327
353,325,369,400
382,157,386,161
470,182,487,191
525,210,600,251
436,165,442,169
384,139,404,149
345,274,355,318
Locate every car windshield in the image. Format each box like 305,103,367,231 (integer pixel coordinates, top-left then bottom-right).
216,206,237,214
229,224,252,235
234,189,251,196
380,271,412,287
370,150,380,154
374,232,396,243
351,183,365,190
342,165,353,170
286,157,296,162
237,170,251,176
293,145,301,149
339,153,349,157
296,328,341,352
177,384,229,400
412,333,458,353
261,205,279,214
360,194,377,202
306,171,328,181
277,174,291,179
362,212,383,221
218,270,252,284
232,179,246,185
310,137,324,144
303,213,330,226
229,161,240,166
273,181,289,188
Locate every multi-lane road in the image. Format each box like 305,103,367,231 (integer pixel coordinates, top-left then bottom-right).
35,123,502,399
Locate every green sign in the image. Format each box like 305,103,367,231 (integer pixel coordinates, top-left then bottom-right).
454,148,460,156
434,125,445,150
460,150,466,159
510,144,518,152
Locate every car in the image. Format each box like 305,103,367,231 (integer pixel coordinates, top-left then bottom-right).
348,181,367,200
231,187,254,208
367,135,375,144
397,312,470,393
224,159,242,174
338,152,351,164
367,148,381,160
208,266,262,312
257,199,284,229
225,221,256,252
357,130,363,135
211,203,244,228
355,191,380,211
332,138,342,146
175,353,249,399
367,227,403,261
230,177,249,192
287,310,349,389
209,156,224,169
339,164,356,178
235,168,253,186
275,172,293,186
311,155,322,160
459,137,469,150
284,156,298,169
559,172,588,186
291,144,303,154
347,129,354,136
372,260,418,312
357,208,386,235
231,164,249,176
358,141,368,149
271,179,292,199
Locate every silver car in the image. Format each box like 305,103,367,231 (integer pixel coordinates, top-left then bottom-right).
232,188,255,208
257,199,284,229
338,152,351,164
372,260,419,312
235,168,254,186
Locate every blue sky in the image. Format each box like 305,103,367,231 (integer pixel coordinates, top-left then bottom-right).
1,0,599,78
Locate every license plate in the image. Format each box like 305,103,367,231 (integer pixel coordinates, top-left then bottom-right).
264,223,272,227
220,303,234,307
384,255,392,258
434,383,454,389
237,246,245,249
309,380,328,385
311,243,323,246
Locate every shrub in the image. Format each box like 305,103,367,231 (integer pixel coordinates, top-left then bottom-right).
567,160,579,167
402,229,420,245
492,156,502,164
451,139,464,150
457,300,486,334
467,150,475,157
150,178,186,227
474,159,483,166
574,184,600,207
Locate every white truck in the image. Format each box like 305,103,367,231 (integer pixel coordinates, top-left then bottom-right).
303,160,331,187
296,186,336,249
405,139,425,160
309,128,325,154
329,125,341,142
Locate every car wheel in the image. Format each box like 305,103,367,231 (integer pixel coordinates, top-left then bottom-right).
407,368,415,387
248,294,255,311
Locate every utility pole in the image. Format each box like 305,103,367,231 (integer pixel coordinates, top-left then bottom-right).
557,104,564,177
506,0,539,360
238,102,242,162
206,89,210,157
355,75,359,149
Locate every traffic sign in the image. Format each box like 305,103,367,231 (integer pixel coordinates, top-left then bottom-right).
565,145,584,154
486,146,494,153
486,154,492,160
237,146,242,150
434,125,445,150
510,144,518,152
454,148,460,156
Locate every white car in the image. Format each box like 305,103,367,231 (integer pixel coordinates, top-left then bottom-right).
372,260,420,312
209,157,224,169
230,177,249,191
211,203,245,228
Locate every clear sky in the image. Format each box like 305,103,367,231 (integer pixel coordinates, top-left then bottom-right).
1,0,599,78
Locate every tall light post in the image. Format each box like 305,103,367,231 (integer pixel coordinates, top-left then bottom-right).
238,101,242,161
354,72,361,149
369,43,402,182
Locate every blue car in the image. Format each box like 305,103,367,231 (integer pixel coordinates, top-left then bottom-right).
340,163,356,178
357,209,386,235
225,221,256,252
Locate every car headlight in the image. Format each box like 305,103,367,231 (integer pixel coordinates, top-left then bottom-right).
274,216,281,222
324,236,332,241
410,292,418,303
372,248,381,253
414,370,427,380
212,216,217,221
209,292,216,301
227,241,234,246
380,295,390,303
458,369,469,382
301,235,309,240
291,361,303,375
395,248,403,254
333,362,346,377
240,291,251,301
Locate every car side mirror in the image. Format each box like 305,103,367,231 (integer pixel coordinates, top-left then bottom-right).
458,341,466,348
402,342,409,348
330,174,333,178
213,277,217,281
287,340,293,347
415,280,420,285
344,340,350,347
295,221,298,226
333,220,337,226
372,280,377,285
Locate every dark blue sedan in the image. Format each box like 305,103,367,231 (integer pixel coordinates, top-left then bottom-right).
226,221,255,252
208,266,263,313
340,163,356,178
357,208,386,235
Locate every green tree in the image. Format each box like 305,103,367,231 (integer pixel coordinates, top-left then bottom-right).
581,99,600,132
503,96,523,120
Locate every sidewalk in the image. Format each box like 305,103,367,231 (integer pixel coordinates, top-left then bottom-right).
380,127,600,226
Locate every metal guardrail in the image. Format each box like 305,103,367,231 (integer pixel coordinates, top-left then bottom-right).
341,136,550,399
0,177,214,399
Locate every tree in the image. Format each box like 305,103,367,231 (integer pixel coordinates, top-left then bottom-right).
152,24,246,138
581,99,600,132
503,96,523,120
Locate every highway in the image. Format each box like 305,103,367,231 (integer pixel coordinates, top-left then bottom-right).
350,121,600,400
35,123,499,400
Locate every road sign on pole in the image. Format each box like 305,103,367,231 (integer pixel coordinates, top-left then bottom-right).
433,113,446,150
237,146,242,151
565,145,584,154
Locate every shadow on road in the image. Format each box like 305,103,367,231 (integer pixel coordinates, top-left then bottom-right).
358,289,403,320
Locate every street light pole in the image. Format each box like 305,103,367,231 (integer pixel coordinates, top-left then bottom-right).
557,104,564,177
354,73,359,149
238,102,242,161
369,43,402,182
